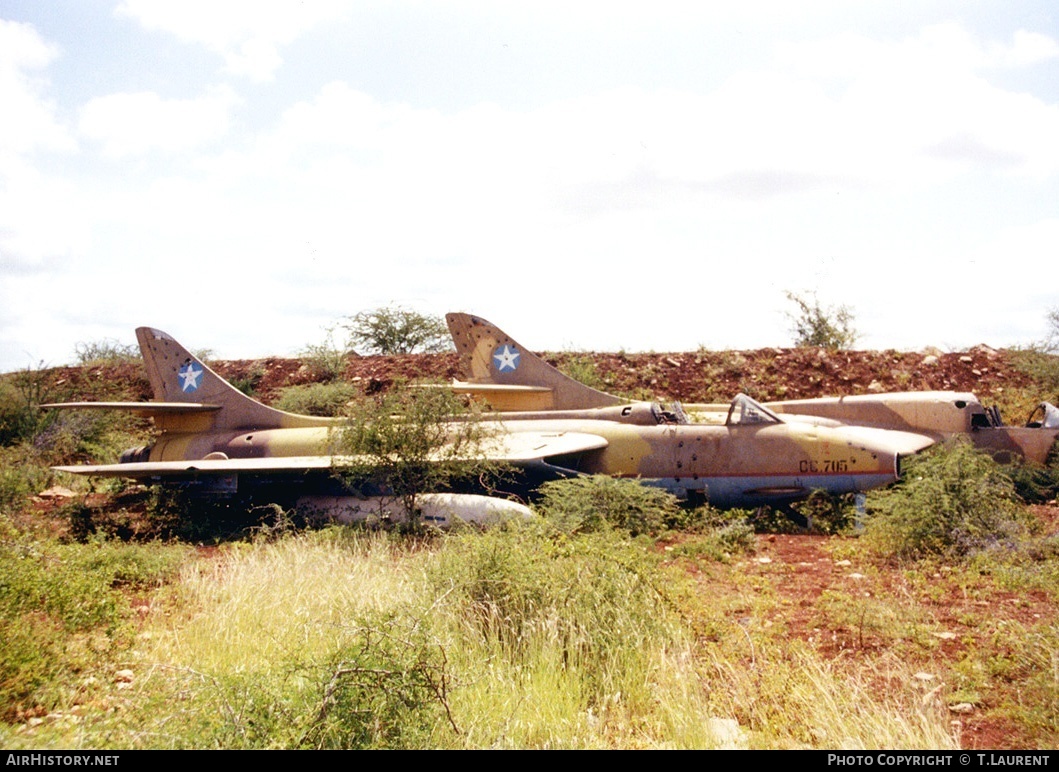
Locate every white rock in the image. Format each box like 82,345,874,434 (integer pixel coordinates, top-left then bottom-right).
707,717,749,750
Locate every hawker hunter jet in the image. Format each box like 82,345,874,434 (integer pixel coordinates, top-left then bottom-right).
445,313,1059,466
46,326,932,515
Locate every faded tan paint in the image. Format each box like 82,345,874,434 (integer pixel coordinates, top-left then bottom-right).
150,427,333,463
136,327,336,434
447,313,623,410
445,312,1059,466
765,392,980,436
48,326,922,509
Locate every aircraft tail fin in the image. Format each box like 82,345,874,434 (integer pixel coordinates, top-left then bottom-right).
135,327,333,432
445,313,625,411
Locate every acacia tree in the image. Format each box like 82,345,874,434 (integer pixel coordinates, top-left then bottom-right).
1045,307,1059,353
334,384,506,525
343,305,451,355
784,290,858,350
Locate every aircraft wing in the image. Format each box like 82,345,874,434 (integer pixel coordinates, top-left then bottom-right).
53,431,609,479
53,456,335,478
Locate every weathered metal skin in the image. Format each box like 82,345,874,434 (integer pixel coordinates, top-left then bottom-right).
449,313,623,410
445,312,1059,466
46,326,922,510
482,414,905,507
137,326,337,434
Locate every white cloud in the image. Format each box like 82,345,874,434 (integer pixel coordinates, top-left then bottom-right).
0,19,74,156
3,10,1058,369
116,0,355,81
78,85,239,157
0,20,80,274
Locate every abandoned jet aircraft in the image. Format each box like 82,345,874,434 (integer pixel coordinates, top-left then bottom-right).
45,326,932,513
445,312,1059,466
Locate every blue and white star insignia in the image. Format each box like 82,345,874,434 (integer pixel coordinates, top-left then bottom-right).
492,344,520,373
178,361,203,393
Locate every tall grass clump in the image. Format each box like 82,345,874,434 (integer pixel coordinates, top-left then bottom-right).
1009,348,1059,403
862,440,1034,561
62,529,430,749
423,520,719,747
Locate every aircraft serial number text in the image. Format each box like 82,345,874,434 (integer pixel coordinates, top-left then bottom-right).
799,459,850,474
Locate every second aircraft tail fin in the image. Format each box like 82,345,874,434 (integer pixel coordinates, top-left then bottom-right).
445,313,625,411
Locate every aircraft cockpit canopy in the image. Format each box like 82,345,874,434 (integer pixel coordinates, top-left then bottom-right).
726,394,783,427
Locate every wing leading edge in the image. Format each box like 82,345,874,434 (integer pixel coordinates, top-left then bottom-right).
53,430,610,480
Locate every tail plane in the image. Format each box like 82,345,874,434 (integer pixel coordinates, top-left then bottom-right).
446,313,624,411
134,327,336,432
47,328,335,434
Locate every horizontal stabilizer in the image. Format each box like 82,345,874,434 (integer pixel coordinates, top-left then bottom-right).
43,401,220,416
448,381,555,411
450,382,553,394
446,312,624,410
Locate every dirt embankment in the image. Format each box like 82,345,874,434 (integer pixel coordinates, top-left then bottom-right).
43,343,1029,407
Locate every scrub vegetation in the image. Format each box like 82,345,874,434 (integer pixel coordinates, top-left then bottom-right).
1,327,1059,749
784,290,859,350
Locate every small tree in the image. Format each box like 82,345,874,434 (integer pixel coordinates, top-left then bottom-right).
1045,307,1059,354
784,290,858,350
343,305,451,355
333,384,505,525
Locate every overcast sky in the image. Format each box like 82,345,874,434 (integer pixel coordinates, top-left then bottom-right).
2,1,1058,372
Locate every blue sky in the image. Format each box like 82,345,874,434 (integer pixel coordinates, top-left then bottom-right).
2,1,1058,371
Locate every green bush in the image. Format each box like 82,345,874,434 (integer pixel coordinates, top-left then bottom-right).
558,354,609,392
862,440,1034,561
274,382,358,417
302,608,456,749
534,475,683,536
0,368,53,447
1004,450,1059,504
0,445,52,514
299,326,349,382
1009,348,1059,403
0,526,189,717
227,364,265,397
